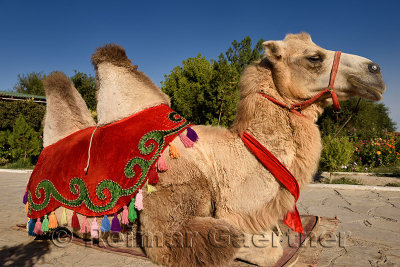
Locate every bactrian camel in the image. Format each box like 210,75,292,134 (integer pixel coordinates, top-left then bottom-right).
33,33,385,266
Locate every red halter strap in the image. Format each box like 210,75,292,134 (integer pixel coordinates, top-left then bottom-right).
260,51,342,115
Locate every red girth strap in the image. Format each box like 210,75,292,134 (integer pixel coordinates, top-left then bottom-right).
241,132,304,234
260,51,342,114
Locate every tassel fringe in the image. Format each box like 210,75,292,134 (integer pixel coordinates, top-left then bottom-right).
111,214,122,233
122,206,129,225
91,218,99,238
186,127,199,142
100,215,110,232
80,216,90,234
146,180,157,194
157,154,168,172
169,143,180,159
135,189,143,210
179,134,194,148
61,208,68,226
48,211,58,229
41,215,49,233
71,211,80,228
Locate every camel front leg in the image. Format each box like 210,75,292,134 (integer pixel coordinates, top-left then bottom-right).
234,230,283,267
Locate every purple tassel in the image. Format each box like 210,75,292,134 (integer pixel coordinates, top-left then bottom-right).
111,214,121,233
23,191,28,204
186,127,199,142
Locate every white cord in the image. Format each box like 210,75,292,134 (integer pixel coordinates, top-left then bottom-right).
84,126,98,173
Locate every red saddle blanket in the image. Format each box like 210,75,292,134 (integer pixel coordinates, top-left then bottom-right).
27,105,190,219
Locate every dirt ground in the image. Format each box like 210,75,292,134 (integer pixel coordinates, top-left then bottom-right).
1,170,399,266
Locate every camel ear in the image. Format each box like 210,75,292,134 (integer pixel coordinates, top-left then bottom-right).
262,41,283,62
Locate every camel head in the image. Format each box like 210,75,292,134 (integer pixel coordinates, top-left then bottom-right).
262,32,386,103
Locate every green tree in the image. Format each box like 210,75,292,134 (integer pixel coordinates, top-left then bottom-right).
8,114,41,163
70,70,97,111
318,98,396,139
14,72,46,96
162,36,264,127
0,130,11,165
0,101,45,132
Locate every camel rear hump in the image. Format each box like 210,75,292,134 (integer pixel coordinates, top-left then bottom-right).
92,44,170,126
43,72,95,147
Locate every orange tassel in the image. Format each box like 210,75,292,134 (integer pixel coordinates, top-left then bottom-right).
169,143,180,159
25,202,29,213
48,211,58,229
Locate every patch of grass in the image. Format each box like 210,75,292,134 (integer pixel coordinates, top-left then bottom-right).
370,165,400,177
0,159,34,169
385,182,400,187
328,177,363,185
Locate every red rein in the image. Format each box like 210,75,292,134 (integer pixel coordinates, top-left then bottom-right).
259,51,342,115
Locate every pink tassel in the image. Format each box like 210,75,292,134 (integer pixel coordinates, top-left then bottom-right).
91,218,99,239
80,216,90,234
122,206,129,225
157,155,168,172
179,134,194,148
135,189,143,211
33,219,43,235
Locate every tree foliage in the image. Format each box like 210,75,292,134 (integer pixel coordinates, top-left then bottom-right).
7,114,41,163
162,36,264,127
318,98,396,139
70,70,97,111
0,101,45,132
14,72,46,96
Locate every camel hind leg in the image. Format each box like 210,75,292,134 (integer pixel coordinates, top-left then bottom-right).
43,72,95,147
140,181,241,266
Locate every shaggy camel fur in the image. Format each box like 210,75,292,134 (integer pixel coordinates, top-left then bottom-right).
43,33,385,266
43,72,95,147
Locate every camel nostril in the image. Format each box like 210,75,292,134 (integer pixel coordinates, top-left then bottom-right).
368,63,380,73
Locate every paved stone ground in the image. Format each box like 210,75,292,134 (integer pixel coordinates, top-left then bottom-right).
1,171,399,266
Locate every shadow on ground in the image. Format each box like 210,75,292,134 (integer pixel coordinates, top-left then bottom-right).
0,240,50,266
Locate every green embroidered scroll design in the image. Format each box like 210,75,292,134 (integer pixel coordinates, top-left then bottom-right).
28,111,190,213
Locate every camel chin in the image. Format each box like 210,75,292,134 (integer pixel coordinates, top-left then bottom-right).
348,76,385,101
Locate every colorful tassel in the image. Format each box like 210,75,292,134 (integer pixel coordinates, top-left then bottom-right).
71,211,80,229
135,189,143,210
61,208,68,226
100,215,110,232
28,219,36,236
128,199,137,222
80,216,90,234
91,218,99,238
41,215,49,233
122,206,129,225
111,214,122,233
146,181,157,194
48,211,58,229
157,154,168,172
186,127,199,142
169,143,180,159
25,202,29,214
148,165,159,185
22,191,28,204
26,218,30,232
34,219,43,235
179,133,194,148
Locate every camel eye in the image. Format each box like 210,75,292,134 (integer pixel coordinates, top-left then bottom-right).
307,55,322,63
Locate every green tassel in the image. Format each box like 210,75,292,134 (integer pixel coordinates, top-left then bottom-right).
41,215,49,232
128,198,137,222
61,208,68,226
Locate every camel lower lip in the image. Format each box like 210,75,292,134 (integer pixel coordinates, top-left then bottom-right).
348,76,383,100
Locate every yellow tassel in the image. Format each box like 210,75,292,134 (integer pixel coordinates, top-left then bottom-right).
48,211,58,229
61,208,68,226
169,143,180,159
26,218,30,232
146,180,157,194
25,202,29,213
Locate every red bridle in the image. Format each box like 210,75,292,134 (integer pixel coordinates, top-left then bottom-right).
259,51,342,116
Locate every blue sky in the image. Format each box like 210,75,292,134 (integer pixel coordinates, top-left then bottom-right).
0,0,399,129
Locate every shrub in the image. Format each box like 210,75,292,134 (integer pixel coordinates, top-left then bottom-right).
320,136,355,172
330,177,362,185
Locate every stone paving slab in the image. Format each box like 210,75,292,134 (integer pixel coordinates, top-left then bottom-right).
1,172,399,266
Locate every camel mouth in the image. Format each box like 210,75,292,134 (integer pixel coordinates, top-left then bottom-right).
348,76,385,101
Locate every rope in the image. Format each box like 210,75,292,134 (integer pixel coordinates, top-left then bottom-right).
84,126,98,173
322,97,361,149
